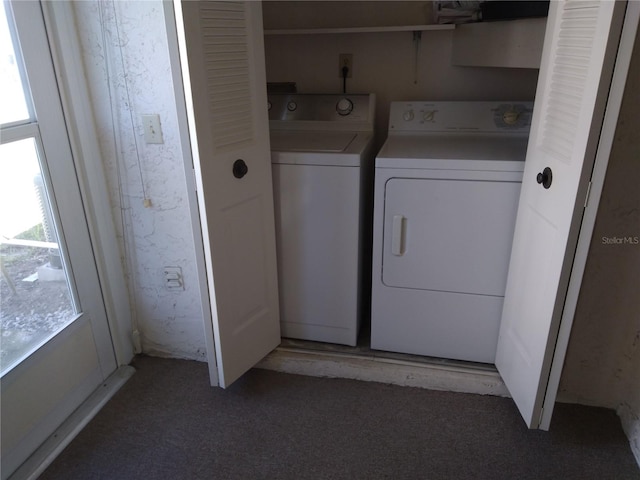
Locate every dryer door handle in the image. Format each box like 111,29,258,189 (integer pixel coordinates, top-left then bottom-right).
391,215,406,256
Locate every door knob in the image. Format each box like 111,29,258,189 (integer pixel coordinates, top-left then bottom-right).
233,159,248,179
536,167,552,189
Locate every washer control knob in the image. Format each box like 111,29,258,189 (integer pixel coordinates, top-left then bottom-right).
503,110,520,125
336,98,354,116
403,110,415,121
423,110,437,122
267,101,272,111
287,101,297,112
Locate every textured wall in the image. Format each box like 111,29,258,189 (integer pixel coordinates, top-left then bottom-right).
559,26,640,461
73,1,207,360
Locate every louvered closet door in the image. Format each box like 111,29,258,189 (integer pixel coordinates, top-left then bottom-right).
495,0,626,428
178,1,280,387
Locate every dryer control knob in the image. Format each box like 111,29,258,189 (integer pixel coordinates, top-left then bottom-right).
336,98,354,116
403,110,415,121
287,101,297,112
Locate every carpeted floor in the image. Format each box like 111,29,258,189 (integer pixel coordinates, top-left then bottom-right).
41,356,640,480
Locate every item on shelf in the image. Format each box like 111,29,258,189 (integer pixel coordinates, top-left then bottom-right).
433,1,481,24
480,1,549,21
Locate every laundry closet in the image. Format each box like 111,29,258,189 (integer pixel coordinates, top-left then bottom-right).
261,1,544,357
174,0,632,431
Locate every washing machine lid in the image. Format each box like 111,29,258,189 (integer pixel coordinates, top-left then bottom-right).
271,131,373,166
376,134,528,171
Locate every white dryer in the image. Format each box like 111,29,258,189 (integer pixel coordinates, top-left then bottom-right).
269,94,376,346
371,101,533,363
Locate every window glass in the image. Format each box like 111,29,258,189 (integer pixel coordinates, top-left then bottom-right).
0,138,75,374
0,1,31,126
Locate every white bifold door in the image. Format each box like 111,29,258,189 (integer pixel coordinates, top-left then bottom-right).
0,1,116,477
496,0,628,429
174,0,280,388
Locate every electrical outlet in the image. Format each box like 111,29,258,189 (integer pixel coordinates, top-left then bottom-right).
163,266,184,290
339,54,353,78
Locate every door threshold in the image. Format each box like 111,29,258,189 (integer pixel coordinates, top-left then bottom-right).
256,339,509,397
9,366,135,480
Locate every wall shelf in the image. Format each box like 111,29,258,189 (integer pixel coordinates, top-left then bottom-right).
264,24,455,36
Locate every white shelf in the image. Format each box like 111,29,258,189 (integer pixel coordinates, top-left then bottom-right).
264,24,455,35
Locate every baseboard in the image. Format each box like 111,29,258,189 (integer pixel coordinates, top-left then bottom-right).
8,366,135,480
618,402,640,468
256,347,509,396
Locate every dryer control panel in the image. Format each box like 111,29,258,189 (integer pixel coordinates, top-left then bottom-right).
389,101,534,134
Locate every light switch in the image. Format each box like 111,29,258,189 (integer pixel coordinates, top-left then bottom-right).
142,114,163,144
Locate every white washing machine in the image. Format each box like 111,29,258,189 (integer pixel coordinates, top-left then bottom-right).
269,93,376,346
371,101,533,363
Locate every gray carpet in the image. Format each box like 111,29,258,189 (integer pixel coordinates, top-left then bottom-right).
41,356,640,480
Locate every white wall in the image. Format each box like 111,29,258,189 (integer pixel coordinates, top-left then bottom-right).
73,1,207,361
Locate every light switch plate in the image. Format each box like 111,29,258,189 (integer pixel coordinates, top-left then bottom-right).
142,114,163,144
163,266,184,290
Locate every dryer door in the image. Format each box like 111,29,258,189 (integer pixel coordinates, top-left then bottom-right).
382,175,521,296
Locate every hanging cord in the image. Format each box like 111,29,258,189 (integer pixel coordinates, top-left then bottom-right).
413,31,422,84
342,65,349,94
98,0,142,353
109,0,150,207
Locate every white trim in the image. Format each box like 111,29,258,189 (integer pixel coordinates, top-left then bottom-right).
163,0,218,386
41,1,135,366
7,366,135,480
539,0,639,431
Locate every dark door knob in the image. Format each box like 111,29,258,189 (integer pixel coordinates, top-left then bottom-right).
233,159,248,179
536,167,552,189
